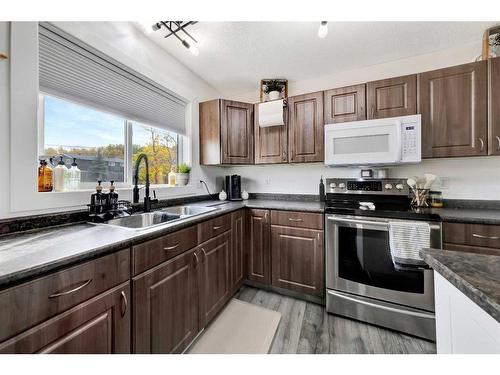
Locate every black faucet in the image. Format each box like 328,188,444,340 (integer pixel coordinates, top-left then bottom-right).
132,153,158,212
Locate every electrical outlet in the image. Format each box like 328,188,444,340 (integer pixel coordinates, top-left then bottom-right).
439,177,450,190
265,177,271,185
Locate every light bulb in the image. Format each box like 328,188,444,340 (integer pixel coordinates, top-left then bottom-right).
189,44,199,56
318,21,328,39
139,21,155,34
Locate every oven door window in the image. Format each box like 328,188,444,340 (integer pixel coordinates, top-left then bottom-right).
338,226,424,293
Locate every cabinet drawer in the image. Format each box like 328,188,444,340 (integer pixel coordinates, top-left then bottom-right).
198,213,231,244
132,225,198,275
444,243,500,256
444,222,500,250
0,249,130,343
271,210,323,230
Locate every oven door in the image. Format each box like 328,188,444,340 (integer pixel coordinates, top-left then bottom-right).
326,214,441,312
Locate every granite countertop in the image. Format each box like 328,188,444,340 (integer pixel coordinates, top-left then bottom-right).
430,207,500,225
0,199,324,289
421,248,500,323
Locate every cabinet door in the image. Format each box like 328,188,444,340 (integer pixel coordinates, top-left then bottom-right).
0,283,130,354
254,103,288,164
199,99,221,165
366,74,416,119
199,231,231,327
245,209,271,285
133,249,199,354
231,210,245,293
288,92,324,163
489,57,500,155
271,226,324,297
419,61,488,158
221,100,254,164
324,84,366,124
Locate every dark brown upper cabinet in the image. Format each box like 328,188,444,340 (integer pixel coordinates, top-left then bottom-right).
366,74,417,119
254,103,288,164
288,91,324,163
324,84,366,124
418,61,488,158
199,99,254,165
489,57,500,155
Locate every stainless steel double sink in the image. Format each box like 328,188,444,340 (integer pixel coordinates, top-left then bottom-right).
103,205,219,231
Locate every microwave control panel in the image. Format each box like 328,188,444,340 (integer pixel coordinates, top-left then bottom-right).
401,120,421,162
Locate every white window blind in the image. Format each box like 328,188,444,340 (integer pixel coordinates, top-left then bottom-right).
38,22,187,135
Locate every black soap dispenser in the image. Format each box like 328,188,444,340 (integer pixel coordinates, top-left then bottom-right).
107,180,119,211
319,175,325,202
90,180,104,214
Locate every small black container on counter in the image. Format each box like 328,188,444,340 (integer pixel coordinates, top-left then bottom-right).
319,176,325,202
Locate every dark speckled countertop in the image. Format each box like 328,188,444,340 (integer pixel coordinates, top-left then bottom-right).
421,248,500,323
0,199,324,289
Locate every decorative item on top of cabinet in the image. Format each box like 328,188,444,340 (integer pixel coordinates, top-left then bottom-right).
260,78,288,102
366,74,417,119
489,57,500,155
199,99,254,165
288,91,324,163
418,61,488,158
254,102,288,164
245,209,271,285
324,84,366,124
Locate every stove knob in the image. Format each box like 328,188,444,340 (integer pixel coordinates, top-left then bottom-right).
384,183,393,190
338,183,346,189
329,183,336,189
395,183,405,190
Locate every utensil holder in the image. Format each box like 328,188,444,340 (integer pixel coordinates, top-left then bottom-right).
410,189,430,207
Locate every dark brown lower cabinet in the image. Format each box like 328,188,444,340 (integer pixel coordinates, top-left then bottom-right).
231,210,245,293
199,231,232,327
245,209,271,285
271,225,324,297
133,249,199,354
0,283,130,354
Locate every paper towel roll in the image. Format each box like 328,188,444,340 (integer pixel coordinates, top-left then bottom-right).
258,99,284,127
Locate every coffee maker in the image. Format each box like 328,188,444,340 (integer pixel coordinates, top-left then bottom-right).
224,175,242,201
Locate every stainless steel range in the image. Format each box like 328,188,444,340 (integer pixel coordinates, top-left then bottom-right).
325,178,442,341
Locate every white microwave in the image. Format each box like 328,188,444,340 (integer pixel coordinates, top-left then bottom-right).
324,114,421,167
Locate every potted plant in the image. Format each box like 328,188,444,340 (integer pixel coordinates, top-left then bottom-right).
264,80,283,101
175,163,191,186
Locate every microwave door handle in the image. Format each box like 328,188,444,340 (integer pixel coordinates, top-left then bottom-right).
395,120,402,162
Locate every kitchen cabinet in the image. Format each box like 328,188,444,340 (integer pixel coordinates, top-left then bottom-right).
434,272,500,354
245,209,271,285
199,99,254,165
0,283,130,354
366,74,417,119
288,91,324,163
231,209,245,293
324,84,366,124
489,57,500,155
133,249,199,354
418,61,488,158
199,231,232,327
254,103,288,164
443,221,500,256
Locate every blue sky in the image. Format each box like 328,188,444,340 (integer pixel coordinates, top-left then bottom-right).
44,95,171,148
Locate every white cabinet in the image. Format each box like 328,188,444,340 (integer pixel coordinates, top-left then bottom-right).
434,272,500,354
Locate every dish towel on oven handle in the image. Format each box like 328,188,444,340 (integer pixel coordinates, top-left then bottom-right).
388,221,430,269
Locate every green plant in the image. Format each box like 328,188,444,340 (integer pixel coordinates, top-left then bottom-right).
177,163,191,174
263,79,283,94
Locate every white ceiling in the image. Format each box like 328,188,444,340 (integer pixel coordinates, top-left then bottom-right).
136,22,496,97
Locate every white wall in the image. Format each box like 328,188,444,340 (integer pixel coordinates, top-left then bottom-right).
0,22,222,218
221,41,500,200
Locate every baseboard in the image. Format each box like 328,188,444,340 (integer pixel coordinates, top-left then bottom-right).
243,279,326,306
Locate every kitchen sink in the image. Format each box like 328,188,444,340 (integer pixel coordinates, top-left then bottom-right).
103,205,218,230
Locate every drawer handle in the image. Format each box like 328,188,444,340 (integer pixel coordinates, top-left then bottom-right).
120,291,128,317
478,137,485,152
213,225,222,230
288,218,303,222
496,136,500,151
472,233,500,240
48,279,93,299
164,243,180,251
201,248,207,261
193,252,199,267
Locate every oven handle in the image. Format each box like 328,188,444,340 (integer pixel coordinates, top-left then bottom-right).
327,216,441,231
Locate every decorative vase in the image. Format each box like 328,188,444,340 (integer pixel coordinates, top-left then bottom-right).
268,90,280,101
241,190,249,200
175,173,189,186
219,190,227,201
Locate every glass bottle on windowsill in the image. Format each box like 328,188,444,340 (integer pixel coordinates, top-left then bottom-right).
168,166,176,186
54,156,68,192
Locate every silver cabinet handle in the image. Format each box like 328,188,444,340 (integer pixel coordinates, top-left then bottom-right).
201,248,207,261
288,218,303,222
213,225,222,230
478,137,485,151
472,233,500,240
163,243,180,251
193,252,199,267
496,136,500,151
48,279,92,299
120,291,127,317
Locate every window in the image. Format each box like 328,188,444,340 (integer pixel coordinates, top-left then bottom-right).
39,94,180,190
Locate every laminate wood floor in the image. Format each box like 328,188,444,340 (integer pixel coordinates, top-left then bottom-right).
235,286,436,354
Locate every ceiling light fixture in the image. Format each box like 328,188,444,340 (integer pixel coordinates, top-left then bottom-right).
318,21,328,39
150,21,199,55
